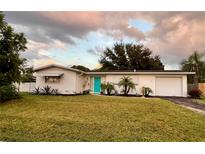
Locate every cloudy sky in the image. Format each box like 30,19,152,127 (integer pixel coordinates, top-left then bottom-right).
4,11,205,70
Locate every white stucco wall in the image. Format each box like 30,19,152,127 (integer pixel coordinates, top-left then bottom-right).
76,74,90,93
138,75,155,95
90,74,187,96
35,67,84,94
35,66,188,96
104,75,139,94
103,75,155,95
182,75,188,97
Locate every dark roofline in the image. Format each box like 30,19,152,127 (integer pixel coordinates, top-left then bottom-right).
34,64,195,75
88,70,189,72
34,64,85,74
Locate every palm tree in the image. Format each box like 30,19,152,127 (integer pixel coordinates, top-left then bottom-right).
101,82,115,95
106,82,115,95
101,82,107,94
181,51,205,86
118,76,136,95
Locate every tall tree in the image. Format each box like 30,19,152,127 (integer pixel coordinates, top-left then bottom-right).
181,51,205,84
99,42,164,71
71,65,90,72
0,12,27,85
0,12,27,101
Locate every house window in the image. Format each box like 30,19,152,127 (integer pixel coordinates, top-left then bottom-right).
45,76,60,83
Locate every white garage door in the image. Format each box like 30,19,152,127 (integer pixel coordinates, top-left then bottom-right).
156,77,182,96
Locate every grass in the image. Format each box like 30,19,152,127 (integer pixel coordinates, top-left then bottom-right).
1,94,205,142
201,96,205,103
196,96,205,104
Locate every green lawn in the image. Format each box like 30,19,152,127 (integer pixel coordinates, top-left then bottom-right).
1,94,205,142
197,96,205,104
202,96,205,102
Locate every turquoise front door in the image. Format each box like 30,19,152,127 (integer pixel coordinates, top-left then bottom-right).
94,77,101,94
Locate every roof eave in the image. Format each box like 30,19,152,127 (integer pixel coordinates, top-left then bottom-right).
86,72,195,75
34,64,85,74
34,64,195,75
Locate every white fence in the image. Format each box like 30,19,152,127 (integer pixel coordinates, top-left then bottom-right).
15,82,36,93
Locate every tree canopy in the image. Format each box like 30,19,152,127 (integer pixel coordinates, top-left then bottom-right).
21,66,36,82
0,12,27,86
181,51,205,83
0,12,27,101
99,42,164,71
71,65,90,72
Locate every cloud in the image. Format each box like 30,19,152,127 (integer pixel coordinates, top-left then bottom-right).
5,12,75,44
142,12,205,66
4,11,205,69
4,12,106,45
32,58,61,68
27,40,65,51
87,46,104,56
87,49,98,56
20,39,66,68
4,12,145,44
21,50,48,60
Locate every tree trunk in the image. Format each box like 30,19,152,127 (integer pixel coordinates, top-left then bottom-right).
194,64,199,89
124,85,127,95
194,74,199,89
107,88,110,95
127,87,130,95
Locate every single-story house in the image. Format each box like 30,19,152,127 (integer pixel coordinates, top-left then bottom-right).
34,64,195,97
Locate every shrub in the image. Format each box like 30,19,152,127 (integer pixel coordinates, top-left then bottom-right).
106,82,115,95
118,76,135,95
33,87,41,95
33,86,59,95
42,86,52,95
142,87,153,97
83,90,90,95
114,90,118,95
0,85,20,102
188,89,202,98
52,89,59,95
101,82,115,95
101,83,107,94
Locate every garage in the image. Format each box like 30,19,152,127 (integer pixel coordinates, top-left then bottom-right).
155,77,182,96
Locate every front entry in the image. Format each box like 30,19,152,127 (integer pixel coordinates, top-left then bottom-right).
94,76,101,94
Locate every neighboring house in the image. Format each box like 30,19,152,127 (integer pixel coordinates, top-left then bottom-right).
34,64,195,97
